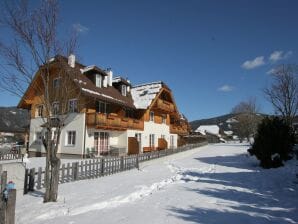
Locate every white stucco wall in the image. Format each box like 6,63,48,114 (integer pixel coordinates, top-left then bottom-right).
28,113,85,155
84,129,127,152
60,113,85,155
127,121,178,152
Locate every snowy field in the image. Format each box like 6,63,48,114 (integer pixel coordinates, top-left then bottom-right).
16,143,298,224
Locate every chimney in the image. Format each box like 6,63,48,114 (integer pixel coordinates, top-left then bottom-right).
106,68,113,86
103,76,108,87
68,54,76,68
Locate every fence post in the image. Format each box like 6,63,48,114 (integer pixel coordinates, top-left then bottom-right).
120,156,124,171
136,155,139,170
72,162,79,181
101,158,105,176
23,169,29,194
6,189,16,224
28,168,35,192
0,171,7,224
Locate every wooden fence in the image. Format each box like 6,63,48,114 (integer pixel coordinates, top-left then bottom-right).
24,142,207,194
0,148,21,161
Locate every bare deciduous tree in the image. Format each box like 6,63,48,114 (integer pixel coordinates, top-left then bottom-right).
0,0,78,202
231,97,261,143
264,64,298,126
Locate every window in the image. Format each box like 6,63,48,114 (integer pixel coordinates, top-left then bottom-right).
150,111,154,122
94,132,109,155
68,99,78,113
36,105,43,117
95,74,102,88
53,77,61,88
96,101,109,114
149,134,155,148
162,115,166,124
125,109,134,118
121,85,127,96
35,131,42,144
52,102,59,116
66,131,76,146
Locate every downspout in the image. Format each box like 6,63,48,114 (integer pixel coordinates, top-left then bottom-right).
83,113,87,159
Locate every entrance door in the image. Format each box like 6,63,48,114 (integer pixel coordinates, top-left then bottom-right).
170,135,174,149
94,132,109,155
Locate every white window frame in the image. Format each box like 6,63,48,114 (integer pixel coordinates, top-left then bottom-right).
95,74,102,88
149,111,154,122
53,77,61,88
149,134,155,148
35,131,42,144
68,99,78,113
36,104,43,117
162,115,166,124
66,131,76,146
121,85,127,96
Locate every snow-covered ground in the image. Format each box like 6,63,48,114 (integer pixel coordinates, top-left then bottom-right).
16,144,298,224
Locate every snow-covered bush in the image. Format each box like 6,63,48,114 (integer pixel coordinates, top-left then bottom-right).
248,117,295,168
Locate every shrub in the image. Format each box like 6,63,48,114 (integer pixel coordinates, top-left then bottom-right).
248,117,295,168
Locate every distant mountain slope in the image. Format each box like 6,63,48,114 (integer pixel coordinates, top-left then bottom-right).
0,107,29,132
190,114,235,131
190,113,268,132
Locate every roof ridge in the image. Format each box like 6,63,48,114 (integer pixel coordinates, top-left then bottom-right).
132,81,163,89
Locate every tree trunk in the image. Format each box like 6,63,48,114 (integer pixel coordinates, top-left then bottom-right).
44,152,61,202
44,131,61,203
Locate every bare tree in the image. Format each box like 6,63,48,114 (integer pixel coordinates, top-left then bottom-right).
231,97,261,143
0,0,78,202
264,64,298,126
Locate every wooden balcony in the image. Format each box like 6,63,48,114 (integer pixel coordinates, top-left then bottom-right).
155,99,175,113
86,112,144,131
170,125,189,136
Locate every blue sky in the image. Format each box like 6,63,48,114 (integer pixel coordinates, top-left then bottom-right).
1,0,298,121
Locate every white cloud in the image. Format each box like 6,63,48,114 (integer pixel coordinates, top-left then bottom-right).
269,51,283,62
269,50,293,62
218,85,234,92
73,23,89,33
266,68,276,75
241,56,265,70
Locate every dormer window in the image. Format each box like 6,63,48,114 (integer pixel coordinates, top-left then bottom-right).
95,74,102,88
121,85,127,96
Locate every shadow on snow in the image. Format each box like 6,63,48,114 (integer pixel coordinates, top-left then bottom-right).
168,153,298,224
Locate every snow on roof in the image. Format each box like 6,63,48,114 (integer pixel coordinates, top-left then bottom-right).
81,88,126,104
112,76,122,83
226,118,238,123
131,82,163,109
74,79,87,85
80,65,96,73
195,125,220,136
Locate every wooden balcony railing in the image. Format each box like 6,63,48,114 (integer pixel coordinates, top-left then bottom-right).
170,125,189,136
86,112,144,130
155,99,175,112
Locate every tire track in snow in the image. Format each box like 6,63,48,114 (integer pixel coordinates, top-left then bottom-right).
36,162,214,221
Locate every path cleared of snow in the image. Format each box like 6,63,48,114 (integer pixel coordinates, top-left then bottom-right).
16,144,298,224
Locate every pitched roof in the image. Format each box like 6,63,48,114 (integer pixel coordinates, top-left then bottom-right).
131,82,163,109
